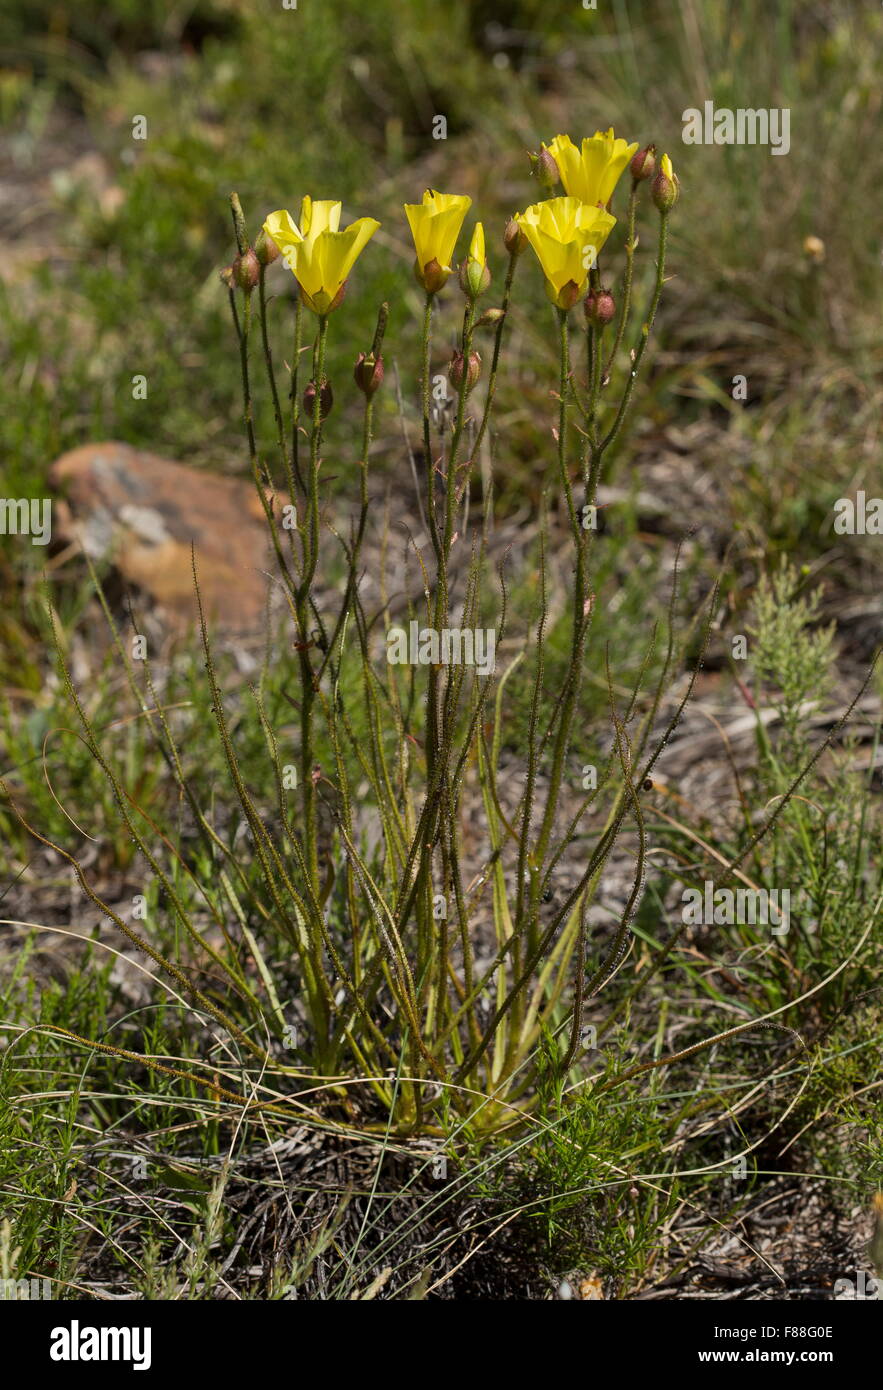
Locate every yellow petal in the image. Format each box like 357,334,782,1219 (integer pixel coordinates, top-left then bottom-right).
545,133,575,175
546,134,581,198
319,218,381,290
422,189,472,217
263,208,303,254
404,201,431,263
430,203,470,269
301,197,342,240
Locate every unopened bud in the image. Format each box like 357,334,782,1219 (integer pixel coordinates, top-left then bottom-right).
458,221,491,299
354,352,384,397
651,154,679,213
303,378,333,420
530,146,560,190
630,145,656,182
459,260,491,299
802,235,825,264
254,228,280,266
504,217,528,257
449,349,481,393
475,307,506,329
584,286,616,325
232,248,260,292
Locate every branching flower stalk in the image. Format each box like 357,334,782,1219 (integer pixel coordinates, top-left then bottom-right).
470,244,519,465
603,178,639,379
295,313,329,894
290,291,304,492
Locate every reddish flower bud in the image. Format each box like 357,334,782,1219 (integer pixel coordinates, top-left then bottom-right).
232,248,260,292
584,286,616,325
551,279,583,312
303,378,333,420
504,217,528,257
254,228,281,266
630,145,656,182
475,307,506,329
530,146,560,190
449,349,482,393
354,351,384,397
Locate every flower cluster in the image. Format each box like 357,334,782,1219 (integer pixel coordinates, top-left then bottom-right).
211,128,682,1120
257,131,677,317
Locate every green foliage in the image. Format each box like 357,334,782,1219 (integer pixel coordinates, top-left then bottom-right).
749,560,835,761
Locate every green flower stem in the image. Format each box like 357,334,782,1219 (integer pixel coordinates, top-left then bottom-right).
258,264,290,491
442,300,475,554
231,286,297,597
470,251,519,463
303,316,327,589
314,301,388,687
523,309,589,952
290,292,304,494
601,212,668,455
297,312,328,894
515,309,576,935
585,305,604,463
421,289,444,796
554,308,580,537
603,180,638,380
424,298,477,1053
235,291,257,463
421,292,441,561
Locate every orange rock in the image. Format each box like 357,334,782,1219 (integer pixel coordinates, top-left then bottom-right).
50,443,287,633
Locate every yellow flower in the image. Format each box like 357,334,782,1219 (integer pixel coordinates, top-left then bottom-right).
405,189,472,293
545,130,639,208
515,197,616,310
263,197,380,314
